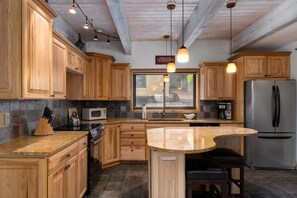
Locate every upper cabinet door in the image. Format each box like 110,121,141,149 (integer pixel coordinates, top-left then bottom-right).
244,56,267,78
223,72,236,100
204,66,221,100
267,56,290,78
94,57,111,100
111,64,130,100
52,36,66,99
0,0,21,99
22,0,54,98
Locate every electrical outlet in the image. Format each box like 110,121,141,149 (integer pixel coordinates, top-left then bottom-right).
4,112,10,126
120,106,126,112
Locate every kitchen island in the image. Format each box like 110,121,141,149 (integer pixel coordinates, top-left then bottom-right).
146,126,257,198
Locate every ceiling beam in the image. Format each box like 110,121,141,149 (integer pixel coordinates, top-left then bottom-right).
106,0,132,55
232,0,297,52
177,0,226,49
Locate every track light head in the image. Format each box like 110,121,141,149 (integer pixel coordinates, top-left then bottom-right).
94,34,98,41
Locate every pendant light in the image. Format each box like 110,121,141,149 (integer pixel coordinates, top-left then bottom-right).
163,35,170,82
167,1,176,73
226,0,237,73
177,0,189,63
83,17,89,29
164,74,170,82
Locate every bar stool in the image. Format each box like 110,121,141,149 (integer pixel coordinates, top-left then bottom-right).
201,148,245,198
186,158,228,198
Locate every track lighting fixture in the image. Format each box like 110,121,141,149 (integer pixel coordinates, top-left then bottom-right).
83,17,89,29
68,0,119,42
69,0,76,14
107,36,110,44
94,33,98,41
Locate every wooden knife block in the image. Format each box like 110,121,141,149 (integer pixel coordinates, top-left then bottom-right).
34,118,54,136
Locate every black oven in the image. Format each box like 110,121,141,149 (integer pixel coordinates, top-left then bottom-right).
54,123,104,194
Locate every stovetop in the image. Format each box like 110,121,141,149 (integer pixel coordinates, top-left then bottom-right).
54,124,102,131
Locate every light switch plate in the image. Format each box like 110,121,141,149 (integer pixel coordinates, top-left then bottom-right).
0,112,9,128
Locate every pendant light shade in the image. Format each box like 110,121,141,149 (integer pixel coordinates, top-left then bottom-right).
177,0,189,63
226,62,237,73
167,62,176,73
226,0,237,73
177,45,189,63
163,74,170,82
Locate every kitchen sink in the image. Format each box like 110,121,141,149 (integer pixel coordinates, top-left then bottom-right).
147,118,184,121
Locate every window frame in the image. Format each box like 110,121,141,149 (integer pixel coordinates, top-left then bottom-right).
130,69,200,113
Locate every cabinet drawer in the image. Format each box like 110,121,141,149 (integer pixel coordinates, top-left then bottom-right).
48,143,78,174
120,146,146,160
120,124,145,132
121,138,145,146
121,132,146,139
78,136,88,151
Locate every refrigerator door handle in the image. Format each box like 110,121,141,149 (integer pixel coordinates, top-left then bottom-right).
272,85,277,127
276,86,281,127
258,136,292,139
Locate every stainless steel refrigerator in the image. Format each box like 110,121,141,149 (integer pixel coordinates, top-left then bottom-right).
244,80,296,169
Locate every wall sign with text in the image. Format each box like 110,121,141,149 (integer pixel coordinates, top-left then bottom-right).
155,56,175,65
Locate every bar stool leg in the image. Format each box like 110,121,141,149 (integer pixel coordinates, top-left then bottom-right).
240,166,244,198
221,182,228,198
187,181,192,198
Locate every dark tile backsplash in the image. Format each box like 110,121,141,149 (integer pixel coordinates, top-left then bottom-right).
0,100,82,144
0,99,229,144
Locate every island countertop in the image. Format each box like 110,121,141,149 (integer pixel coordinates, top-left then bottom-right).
0,132,88,157
147,126,257,154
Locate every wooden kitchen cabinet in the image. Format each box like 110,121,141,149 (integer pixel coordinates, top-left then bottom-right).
22,0,57,99
0,0,57,99
230,52,291,79
0,134,87,198
52,31,67,99
111,63,131,100
77,148,88,198
0,0,21,99
200,62,236,100
120,124,146,161
100,124,120,167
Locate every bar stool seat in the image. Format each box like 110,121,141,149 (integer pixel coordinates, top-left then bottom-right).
186,158,228,198
201,148,245,198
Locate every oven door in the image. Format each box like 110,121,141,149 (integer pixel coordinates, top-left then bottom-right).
89,136,102,176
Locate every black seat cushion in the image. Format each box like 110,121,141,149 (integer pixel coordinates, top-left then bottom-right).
203,148,244,164
186,158,228,180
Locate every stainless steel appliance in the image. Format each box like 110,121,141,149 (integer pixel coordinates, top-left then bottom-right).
244,80,296,169
217,102,232,120
82,108,107,120
55,123,104,194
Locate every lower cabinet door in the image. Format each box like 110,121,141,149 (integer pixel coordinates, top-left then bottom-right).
48,167,64,198
77,148,88,198
64,156,78,198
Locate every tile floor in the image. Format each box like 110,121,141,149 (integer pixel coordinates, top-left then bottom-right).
85,163,297,198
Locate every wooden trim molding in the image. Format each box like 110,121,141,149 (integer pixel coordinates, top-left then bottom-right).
85,52,116,62
229,52,291,61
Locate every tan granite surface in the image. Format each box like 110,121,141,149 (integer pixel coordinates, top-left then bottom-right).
0,132,88,157
146,127,257,154
81,118,243,125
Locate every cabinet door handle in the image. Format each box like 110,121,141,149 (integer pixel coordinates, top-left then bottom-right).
64,164,71,170
131,127,134,129
50,94,55,97
131,149,134,152
131,141,134,144
75,67,78,70
131,134,134,137
83,142,87,146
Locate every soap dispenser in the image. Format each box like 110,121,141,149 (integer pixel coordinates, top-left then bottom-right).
142,104,147,119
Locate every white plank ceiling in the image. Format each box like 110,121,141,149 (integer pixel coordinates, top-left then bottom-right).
48,0,287,45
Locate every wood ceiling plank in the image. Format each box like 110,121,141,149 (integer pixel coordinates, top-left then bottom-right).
106,0,132,54
177,0,226,49
232,0,297,52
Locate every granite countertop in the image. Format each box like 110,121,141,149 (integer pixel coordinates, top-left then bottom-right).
81,118,243,125
0,132,88,158
146,126,257,154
